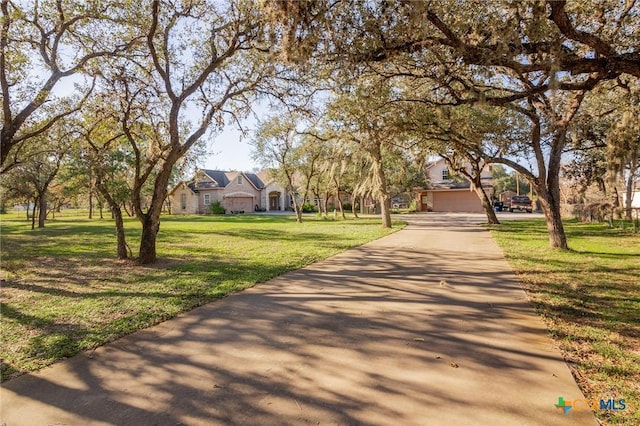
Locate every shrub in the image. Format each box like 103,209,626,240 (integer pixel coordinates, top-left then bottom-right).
302,202,317,213
209,200,225,215
342,203,352,211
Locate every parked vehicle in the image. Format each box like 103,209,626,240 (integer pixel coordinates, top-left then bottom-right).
508,195,533,213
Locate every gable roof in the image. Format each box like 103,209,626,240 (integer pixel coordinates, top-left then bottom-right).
244,172,265,190
201,169,230,187
203,169,265,190
168,181,196,196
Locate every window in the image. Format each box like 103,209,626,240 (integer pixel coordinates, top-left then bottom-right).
180,193,187,210
204,194,210,205
237,175,243,184
442,168,450,181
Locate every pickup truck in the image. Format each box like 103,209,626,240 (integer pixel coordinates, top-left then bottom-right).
508,195,533,213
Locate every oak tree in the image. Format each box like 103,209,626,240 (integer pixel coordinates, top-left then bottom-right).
0,0,136,173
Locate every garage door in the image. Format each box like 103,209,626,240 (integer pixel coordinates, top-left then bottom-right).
226,197,253,213
430,191,483,213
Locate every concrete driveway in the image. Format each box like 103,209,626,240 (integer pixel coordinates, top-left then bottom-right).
1,213,595,425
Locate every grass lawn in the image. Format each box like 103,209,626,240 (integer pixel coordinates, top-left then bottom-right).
0,211,403,382
490,219,639,425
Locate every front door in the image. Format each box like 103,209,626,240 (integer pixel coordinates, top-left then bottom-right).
269,195,280,211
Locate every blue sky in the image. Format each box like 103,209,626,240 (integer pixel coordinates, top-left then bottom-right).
203,124,260,172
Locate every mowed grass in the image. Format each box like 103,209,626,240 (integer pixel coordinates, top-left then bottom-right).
490,219,639,425
0,211,403,381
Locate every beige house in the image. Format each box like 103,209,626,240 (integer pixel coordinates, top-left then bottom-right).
415,158,493,213
169,169,289,214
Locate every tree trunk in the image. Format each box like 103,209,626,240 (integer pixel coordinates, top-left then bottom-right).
543,201,567,249
137,193,166,264
379,193,391,228
544,128,569,249
136,160,175,264
372,157,391,228
38,193,46,228
139,214,159,264
113,206,127,259
625,159,636,221
96,182,128,259
31,197,37,230
337,192,345,219
474,186,499,224
332,177,346,219
88,170,93,219
291,195,303,223
456,158,500,225
537,185,568,250
322,190,329,216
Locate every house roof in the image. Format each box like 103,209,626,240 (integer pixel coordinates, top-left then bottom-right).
169,169,269,195
168,181,196,196
201,169,265,189
202,170,230,187
244,172,265,190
